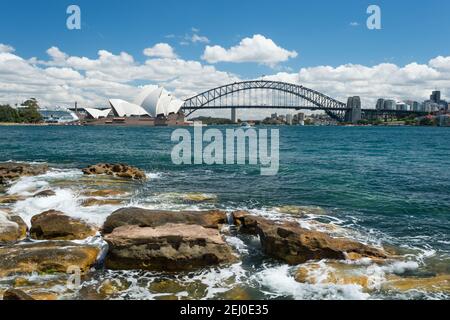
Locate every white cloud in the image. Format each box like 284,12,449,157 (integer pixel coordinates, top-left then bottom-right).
349,22,359,27
429,56,450,71
143,43,177,59
0,44,15,53
202,34,298,67
0,42,449,119
191,34,210,44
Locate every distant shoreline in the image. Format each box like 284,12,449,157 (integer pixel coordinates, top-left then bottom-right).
0,122,49,126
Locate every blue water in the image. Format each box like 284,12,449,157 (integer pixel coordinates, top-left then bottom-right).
1,125,449,299
1,126,449,247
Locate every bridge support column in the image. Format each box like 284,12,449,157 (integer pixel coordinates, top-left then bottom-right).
345,96,362,123
231,108,237,123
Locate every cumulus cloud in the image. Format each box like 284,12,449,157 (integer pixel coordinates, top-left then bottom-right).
0,43,15,53
202,34,298,67
143,43,177,59
191,34,210,44
0,44,238,108
0,41,449,119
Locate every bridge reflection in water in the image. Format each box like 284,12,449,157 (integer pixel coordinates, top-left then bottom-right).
181,80,427,123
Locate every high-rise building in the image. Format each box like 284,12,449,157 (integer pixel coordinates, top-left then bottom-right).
431,91,441,103
286,114,293,125
376,98,385,110
383,100,396,110
298,112,305,125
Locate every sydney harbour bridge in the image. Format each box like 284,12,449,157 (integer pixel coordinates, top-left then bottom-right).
181,80,426,123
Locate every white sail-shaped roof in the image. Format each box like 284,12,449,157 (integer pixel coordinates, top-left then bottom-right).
134,85,159,106
156,93,172,116
140,87,163,116
109,99,149,117
167,99,184,115
84,107,111,119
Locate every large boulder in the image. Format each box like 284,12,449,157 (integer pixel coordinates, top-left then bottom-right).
104,223,237,271
0,211,27,243
0,162,48,185
102,207,227,234
0,241,99,277
30,210,97,240
82,163,146,181
233,213,387,264
2,288,34,300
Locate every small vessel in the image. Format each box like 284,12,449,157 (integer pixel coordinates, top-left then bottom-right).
240,122,253,128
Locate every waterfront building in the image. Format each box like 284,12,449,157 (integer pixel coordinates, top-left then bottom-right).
405,100,421,112
376,98,385,110
109,99,150,117
297,112,305,126
84,107,111,119
396,101,410,111
383,100,396,110
286,114,293,125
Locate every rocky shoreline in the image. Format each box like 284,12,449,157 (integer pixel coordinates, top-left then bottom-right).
0,162,448,300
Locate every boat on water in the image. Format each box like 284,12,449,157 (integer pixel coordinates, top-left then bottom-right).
240,122,253,128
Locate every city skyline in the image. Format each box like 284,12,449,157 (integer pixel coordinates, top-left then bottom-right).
1,0,450,119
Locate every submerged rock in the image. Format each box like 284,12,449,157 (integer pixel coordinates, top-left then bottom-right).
33,189,56,198
274,205,328,216
2,288,34,300
82,163,146,181
104,223,237,271
0,162,48,185
0,194,26,204
81,198,123,207
0,241,99,277
82,189,128,197
30,210,97,240
295,262,372,290
384,274,450,293
233,213,387,264
0,211,27,243
102,207,228,234
181,193,217,203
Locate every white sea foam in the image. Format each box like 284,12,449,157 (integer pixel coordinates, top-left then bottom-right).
7,168,82,196
253,265,370,300
12,187,123,227
145,172,162,179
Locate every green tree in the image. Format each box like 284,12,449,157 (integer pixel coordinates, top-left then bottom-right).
18,106,42,123
22,98,39,109
0,105,19,122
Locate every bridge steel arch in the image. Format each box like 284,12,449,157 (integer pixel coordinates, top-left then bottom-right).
181,80,349,121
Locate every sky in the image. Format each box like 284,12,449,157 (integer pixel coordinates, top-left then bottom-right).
1,0,450,118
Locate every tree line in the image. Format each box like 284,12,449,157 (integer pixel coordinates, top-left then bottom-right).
0,98,42,123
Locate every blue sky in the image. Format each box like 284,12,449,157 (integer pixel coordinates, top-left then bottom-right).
0,0,449,112
1,0,449,78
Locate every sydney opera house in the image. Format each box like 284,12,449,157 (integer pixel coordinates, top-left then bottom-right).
74,87,187,126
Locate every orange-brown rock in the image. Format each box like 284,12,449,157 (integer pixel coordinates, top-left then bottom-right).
30,210,97,240
233,213,387,264
0,241,99,277
0,162,48,185
82,163,146,180
81,198,123,207
2,288,34,300
384,274,450,293
102,207,228,234
0,211,27,243
104,223,237,271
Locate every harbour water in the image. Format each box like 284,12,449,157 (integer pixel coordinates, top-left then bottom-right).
0,125,449,300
